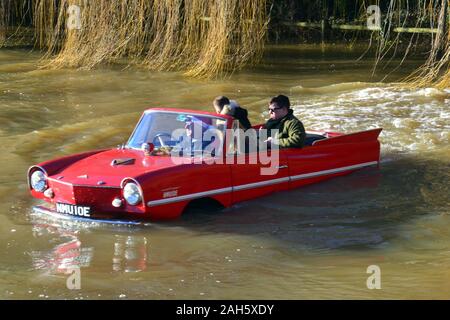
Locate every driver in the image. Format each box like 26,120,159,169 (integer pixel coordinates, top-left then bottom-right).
176,116,216,155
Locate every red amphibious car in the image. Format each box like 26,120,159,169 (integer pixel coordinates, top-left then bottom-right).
28,108,382,221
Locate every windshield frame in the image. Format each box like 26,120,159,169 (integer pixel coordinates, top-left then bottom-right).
126,110,229,156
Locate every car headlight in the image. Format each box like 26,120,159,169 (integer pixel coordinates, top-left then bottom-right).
31,170,47,192
123,182,142,206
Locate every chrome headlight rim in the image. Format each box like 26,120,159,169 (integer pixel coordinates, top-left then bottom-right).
123,181,143,206
30,170,47,193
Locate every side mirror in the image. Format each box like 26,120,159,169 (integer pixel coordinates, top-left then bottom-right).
141,142,154,156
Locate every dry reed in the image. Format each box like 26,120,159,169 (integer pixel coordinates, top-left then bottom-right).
31,0,268,78
371,0,450,88
0,1,5,46
1,1,449,86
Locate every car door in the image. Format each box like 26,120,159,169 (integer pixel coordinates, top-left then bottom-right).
226,121,290,203
284,145,335,190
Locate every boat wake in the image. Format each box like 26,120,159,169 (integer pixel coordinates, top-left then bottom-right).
288,83,450,154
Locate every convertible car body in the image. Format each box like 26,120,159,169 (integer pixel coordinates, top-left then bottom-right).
28,108,382,221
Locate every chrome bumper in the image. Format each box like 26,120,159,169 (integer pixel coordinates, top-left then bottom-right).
32,205,145,226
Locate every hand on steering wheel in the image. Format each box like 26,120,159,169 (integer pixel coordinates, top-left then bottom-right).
153,132,172,147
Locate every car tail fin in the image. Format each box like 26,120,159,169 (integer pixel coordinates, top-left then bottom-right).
312,128,382,146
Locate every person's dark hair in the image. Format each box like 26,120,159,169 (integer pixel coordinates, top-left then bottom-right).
270,95,290,109
213,96,230,110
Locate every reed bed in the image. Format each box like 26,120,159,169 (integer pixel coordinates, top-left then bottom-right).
0,0,33,47
372,0,450,89
0,0,449,85
0,2,5,46
32,0,268,78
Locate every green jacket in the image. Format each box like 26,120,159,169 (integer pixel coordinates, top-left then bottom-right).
264,109,306,148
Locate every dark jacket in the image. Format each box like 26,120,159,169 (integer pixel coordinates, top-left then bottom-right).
233,107,252,131
264,109,306,148
221,103,252,131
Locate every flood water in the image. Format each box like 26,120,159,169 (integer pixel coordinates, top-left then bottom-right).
0,45,449,299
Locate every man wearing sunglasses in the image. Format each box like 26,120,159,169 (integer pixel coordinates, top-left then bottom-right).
263,95,306,148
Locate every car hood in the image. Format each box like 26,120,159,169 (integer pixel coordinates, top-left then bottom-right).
50,148,181,187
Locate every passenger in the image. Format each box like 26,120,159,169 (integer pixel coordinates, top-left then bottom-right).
213,96,252,131
262,95,306,148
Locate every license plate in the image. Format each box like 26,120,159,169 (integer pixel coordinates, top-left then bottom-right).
56,203,91,218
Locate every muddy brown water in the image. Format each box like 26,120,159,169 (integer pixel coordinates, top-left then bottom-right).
0,45,449,299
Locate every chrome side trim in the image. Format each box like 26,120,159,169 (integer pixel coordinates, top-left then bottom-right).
147,187,232,207
146,161,379,207
232,177,290,191
290,161,378,181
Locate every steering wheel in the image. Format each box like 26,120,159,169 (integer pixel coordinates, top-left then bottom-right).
152,132,172,147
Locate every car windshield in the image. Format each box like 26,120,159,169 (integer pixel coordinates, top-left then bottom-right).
126,111,227,155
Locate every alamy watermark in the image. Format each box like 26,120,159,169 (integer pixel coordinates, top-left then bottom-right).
366,265,381,290
66,266,81,290
67,5,82,30
367,5,381,30
148,127,281,176
67,5,382,32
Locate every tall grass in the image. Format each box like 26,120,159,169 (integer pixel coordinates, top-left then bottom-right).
0,0,33,47
395,0,450,89
33,0,268,78
1,0,449,86
0,1,5,45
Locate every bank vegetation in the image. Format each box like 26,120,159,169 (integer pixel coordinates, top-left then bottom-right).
0,0,449,87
